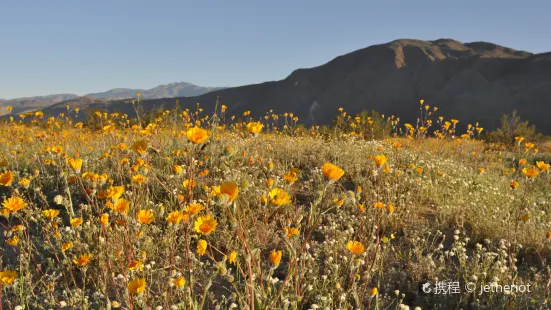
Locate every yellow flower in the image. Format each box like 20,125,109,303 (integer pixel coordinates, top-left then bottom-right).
131,140,148,156
73,253,92,267
536,161,550,172
173,277,186,288
128,278,146,295
42,209,60,220
227,251,238,265
519,158,527,166
114,198,131,215
370,287,378,296
61,241,73,251
0,269,17,285
194,214,218,235
246,122,264,135
184,203,205,215
127,260,143,271
166,211,187,225
269,250,282,267
18,177,30,189
373,201,385,209
136,209,155,224
347,241,365,254
2,196,27,212
266,178,274,188
186,127,209,144
322,163,344,181
373,155,387,168
283,169,299,184
67,158,83,173
268,188,292,206
197,239,207,256
99,213,109,226
172,164,184,175
522,166,539,178
283,227,300,238
6,235,18,246
0,170,14,186
510,180,519,190
216,181,239,202
182,178,197,189
70,217,84,227
106,185,125,202
132,174,147,185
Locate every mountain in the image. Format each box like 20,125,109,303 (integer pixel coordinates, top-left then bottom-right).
85,82,225,100
24,39,551,134
0,94,80,116
0,82,223,116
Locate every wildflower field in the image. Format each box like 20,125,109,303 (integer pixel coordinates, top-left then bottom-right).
0,101,551,310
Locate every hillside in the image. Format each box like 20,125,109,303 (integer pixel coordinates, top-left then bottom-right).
0,82,223,116
85,82,225,100
43,38,551,134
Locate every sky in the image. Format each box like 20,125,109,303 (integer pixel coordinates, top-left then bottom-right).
1,0,550,99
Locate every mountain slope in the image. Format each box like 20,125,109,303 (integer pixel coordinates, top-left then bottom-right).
43,39,551,133
1,82,223,116
85,82,225,100
0,94,80,115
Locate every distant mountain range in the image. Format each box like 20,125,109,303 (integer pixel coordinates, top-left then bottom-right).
0,82,224,115
4,39,551,134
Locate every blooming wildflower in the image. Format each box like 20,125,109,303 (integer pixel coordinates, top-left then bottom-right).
216,181,239,202
173,277,186,288
186,127,209,144
246,122,264,135
132,174,147,185
370,287,378,296
0,170,14,186
127,260,143,271
70,218,84,227
227,251,238,265
194,215,218,235
131,140,148,156
197,239,207,256
522,166,539,178
269,188,292,206
42,209,60,220
67,158,83,173
373,201,385,209
73,253,92,267
6,235,18,246
61,241,73,252
2,196,27,212
128,278,146,294
347,241,365,254
185,203,204,215
269,250,282,267
283,227,300,238
0,270,17,285
373,155,387,168
18,177,30,189
510,180,519,190
136,209,155,224
322,163,344,181
172,165,184,175
536,161,550,171
166,211,187,224
114,198,131,215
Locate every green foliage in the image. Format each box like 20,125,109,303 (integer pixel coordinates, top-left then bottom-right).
486,110,543,144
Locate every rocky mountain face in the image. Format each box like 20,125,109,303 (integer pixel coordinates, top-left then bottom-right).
16,39,551,134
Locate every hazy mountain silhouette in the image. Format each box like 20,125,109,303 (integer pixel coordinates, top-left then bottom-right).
0,82,223,116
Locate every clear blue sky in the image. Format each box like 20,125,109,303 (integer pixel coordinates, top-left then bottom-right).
1,0,550,99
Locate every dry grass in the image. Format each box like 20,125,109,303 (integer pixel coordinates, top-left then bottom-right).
0,104,550,309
